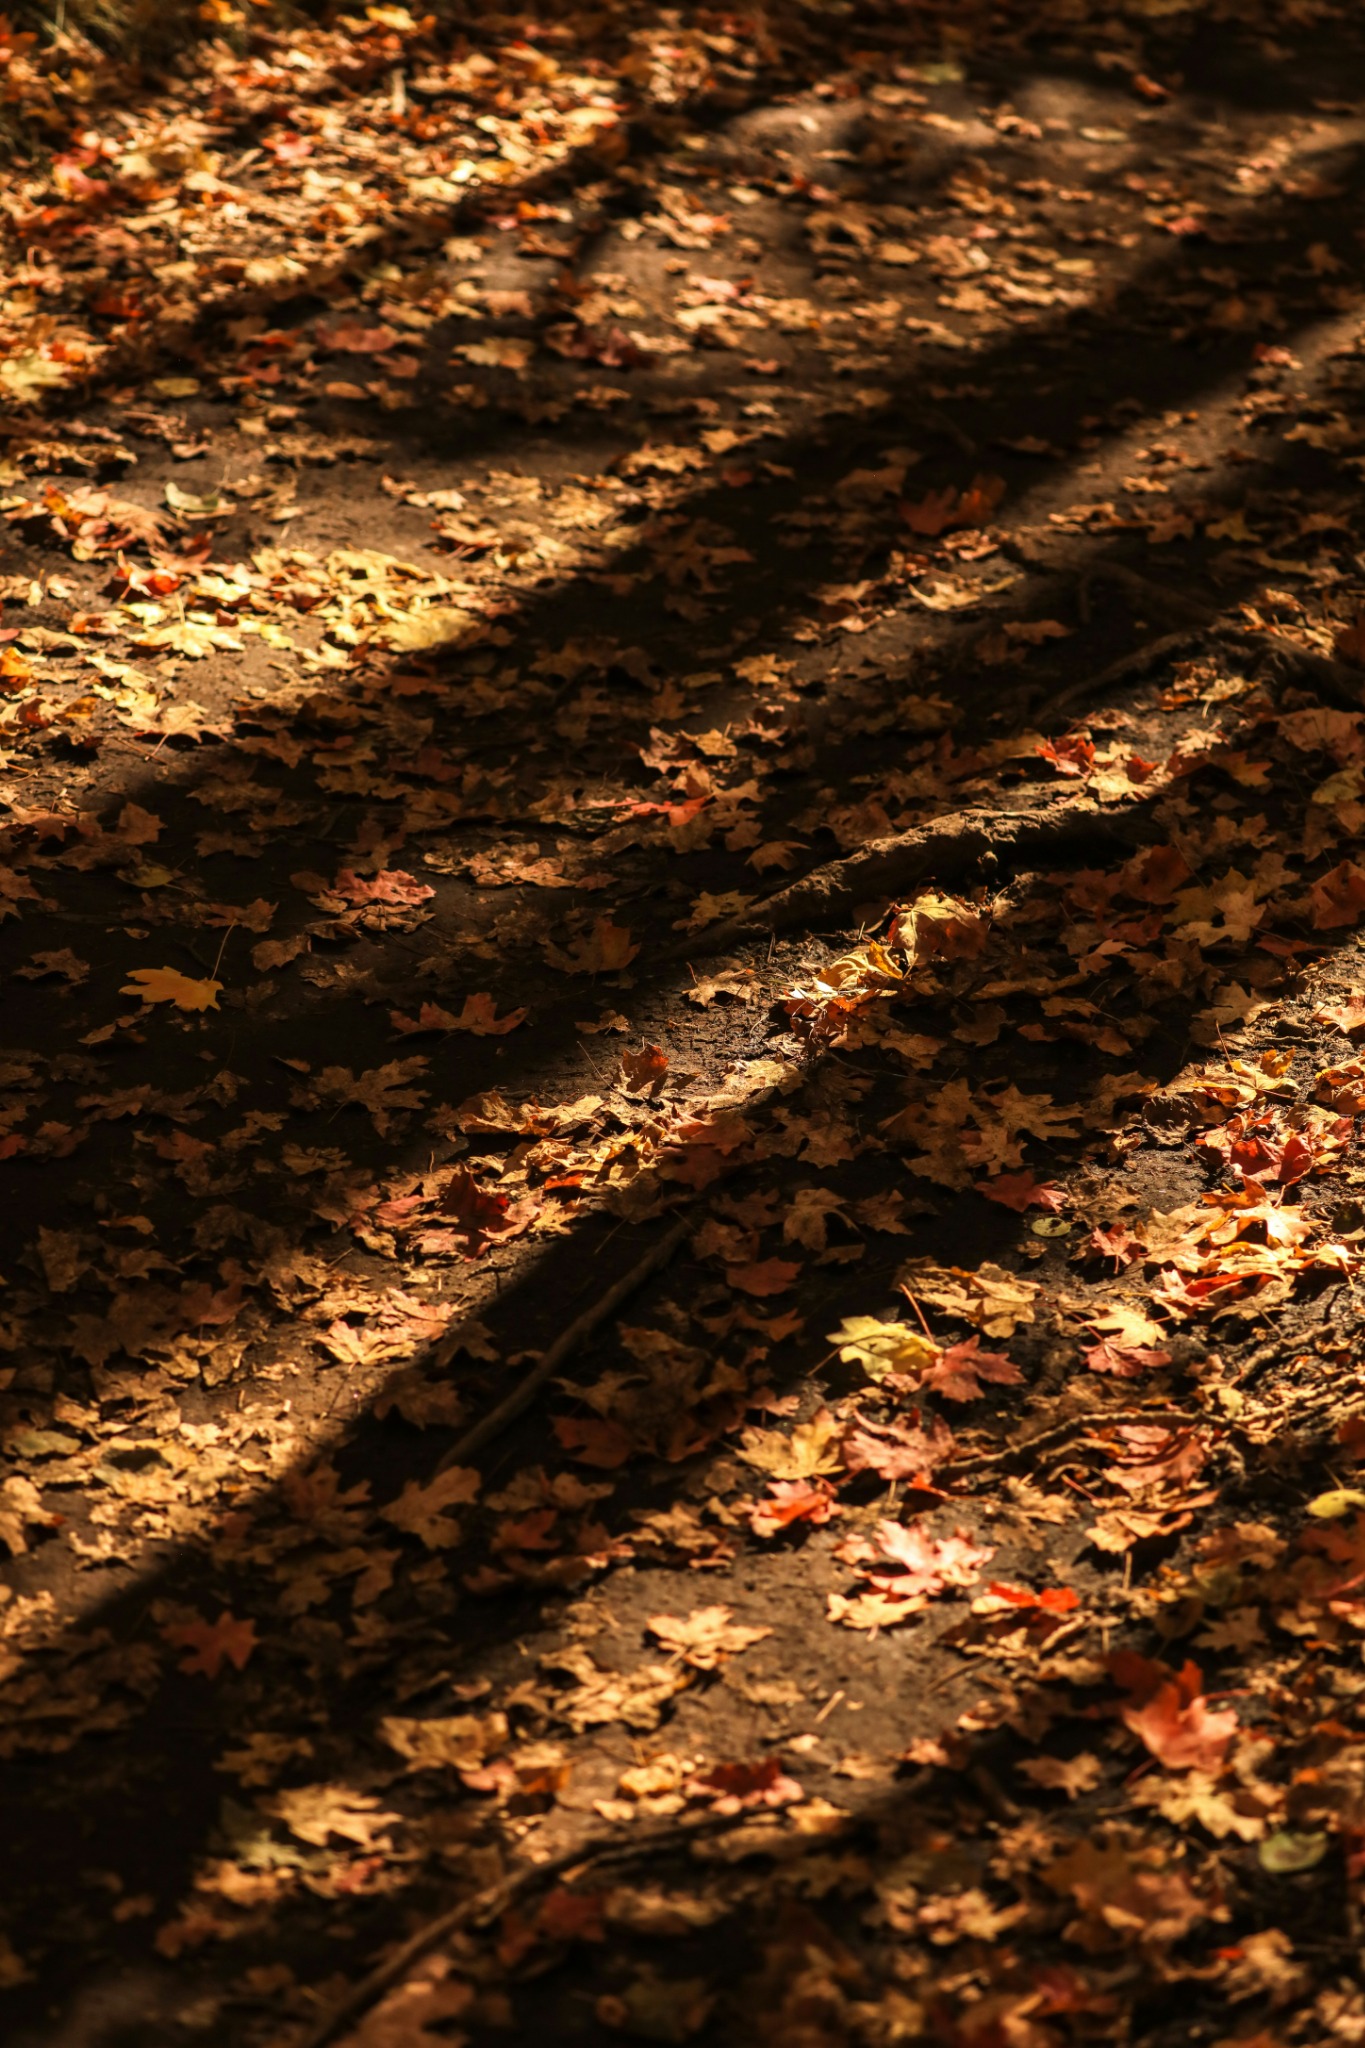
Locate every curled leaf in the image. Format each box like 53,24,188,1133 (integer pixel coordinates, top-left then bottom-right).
1306,1488,1365,1520
1259,1830,1329,1874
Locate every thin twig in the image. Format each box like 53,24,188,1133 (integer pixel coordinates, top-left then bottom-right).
292,1807,758,2048
945,1405,1200,1476
434,1216,691,1473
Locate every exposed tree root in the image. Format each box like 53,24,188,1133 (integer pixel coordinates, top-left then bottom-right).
293,1807,767,2048
433,1217,692,1474
688,800,1151,956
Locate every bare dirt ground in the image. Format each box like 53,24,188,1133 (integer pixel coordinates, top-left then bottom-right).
9,2,1365,2043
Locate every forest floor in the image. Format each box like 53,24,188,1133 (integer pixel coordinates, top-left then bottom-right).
10,2,1365,2043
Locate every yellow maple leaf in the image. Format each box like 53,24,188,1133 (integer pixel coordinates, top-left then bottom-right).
737,1408,842,1480
829,1315,938,1380
121,966,222,1011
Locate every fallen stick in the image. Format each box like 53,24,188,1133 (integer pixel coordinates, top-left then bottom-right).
292,1807,761,2048
944,1405,1200,1476
433,1215,691,1474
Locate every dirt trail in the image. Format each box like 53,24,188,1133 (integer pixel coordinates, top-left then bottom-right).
8,4,1365,2044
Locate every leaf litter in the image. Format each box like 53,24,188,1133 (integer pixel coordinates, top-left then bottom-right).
9,0,1365,2043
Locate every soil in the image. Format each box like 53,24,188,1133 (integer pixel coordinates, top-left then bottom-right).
8,3,1365,2045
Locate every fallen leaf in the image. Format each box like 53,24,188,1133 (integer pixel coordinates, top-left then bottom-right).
160,1611,257,1679
543,917,639,975
1115,1657,1239,1773
746,1479,842,1538
1259,1830,1329,1874
829,1315,938,1380
975,1170,1066,1212
646,1606,771,1670
620,1043,668,1093
1017,1753,1104,1800
922,1337,1024,1402
726,1257,801,1296
121,966,222,1011
380,1467,481,1550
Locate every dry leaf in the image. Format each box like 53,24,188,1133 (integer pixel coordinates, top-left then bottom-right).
121,966,222,1011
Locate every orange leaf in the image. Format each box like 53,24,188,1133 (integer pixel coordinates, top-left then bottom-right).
1309,860,1365,930
121,966,222,1011
747,1478,841,1538
1123,1680,1238,1774
620,1043,668,1092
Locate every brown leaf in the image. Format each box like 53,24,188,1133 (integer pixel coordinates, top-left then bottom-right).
160,1610,257,1679
726,1257,801,1296
380,1467,481,1550
1309,860,1365,929
543,917,639,975
646,1606,771,1670
1017,1753,1104,1800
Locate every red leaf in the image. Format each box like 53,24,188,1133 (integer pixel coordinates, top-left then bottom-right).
537,1888,606,1943
923,1337,1024,1402
319,323,401,354
726,1257,801,1297
983,1581,1081,1614
437,1167,511,1238
1122,1673,1238,1773
1083,1339,1173,1377
1081,1223,1140,1268
900,473,1005,536
1334,613,1365,667
1109,1654,1239,1773
1121,844,1193,901
620,1043,668,1093
685,1757,802,1809
332,867,434,908
841,1409,956,1484
976,1170,1065,1213
747,1479,841,1538
1036,734,1095,778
